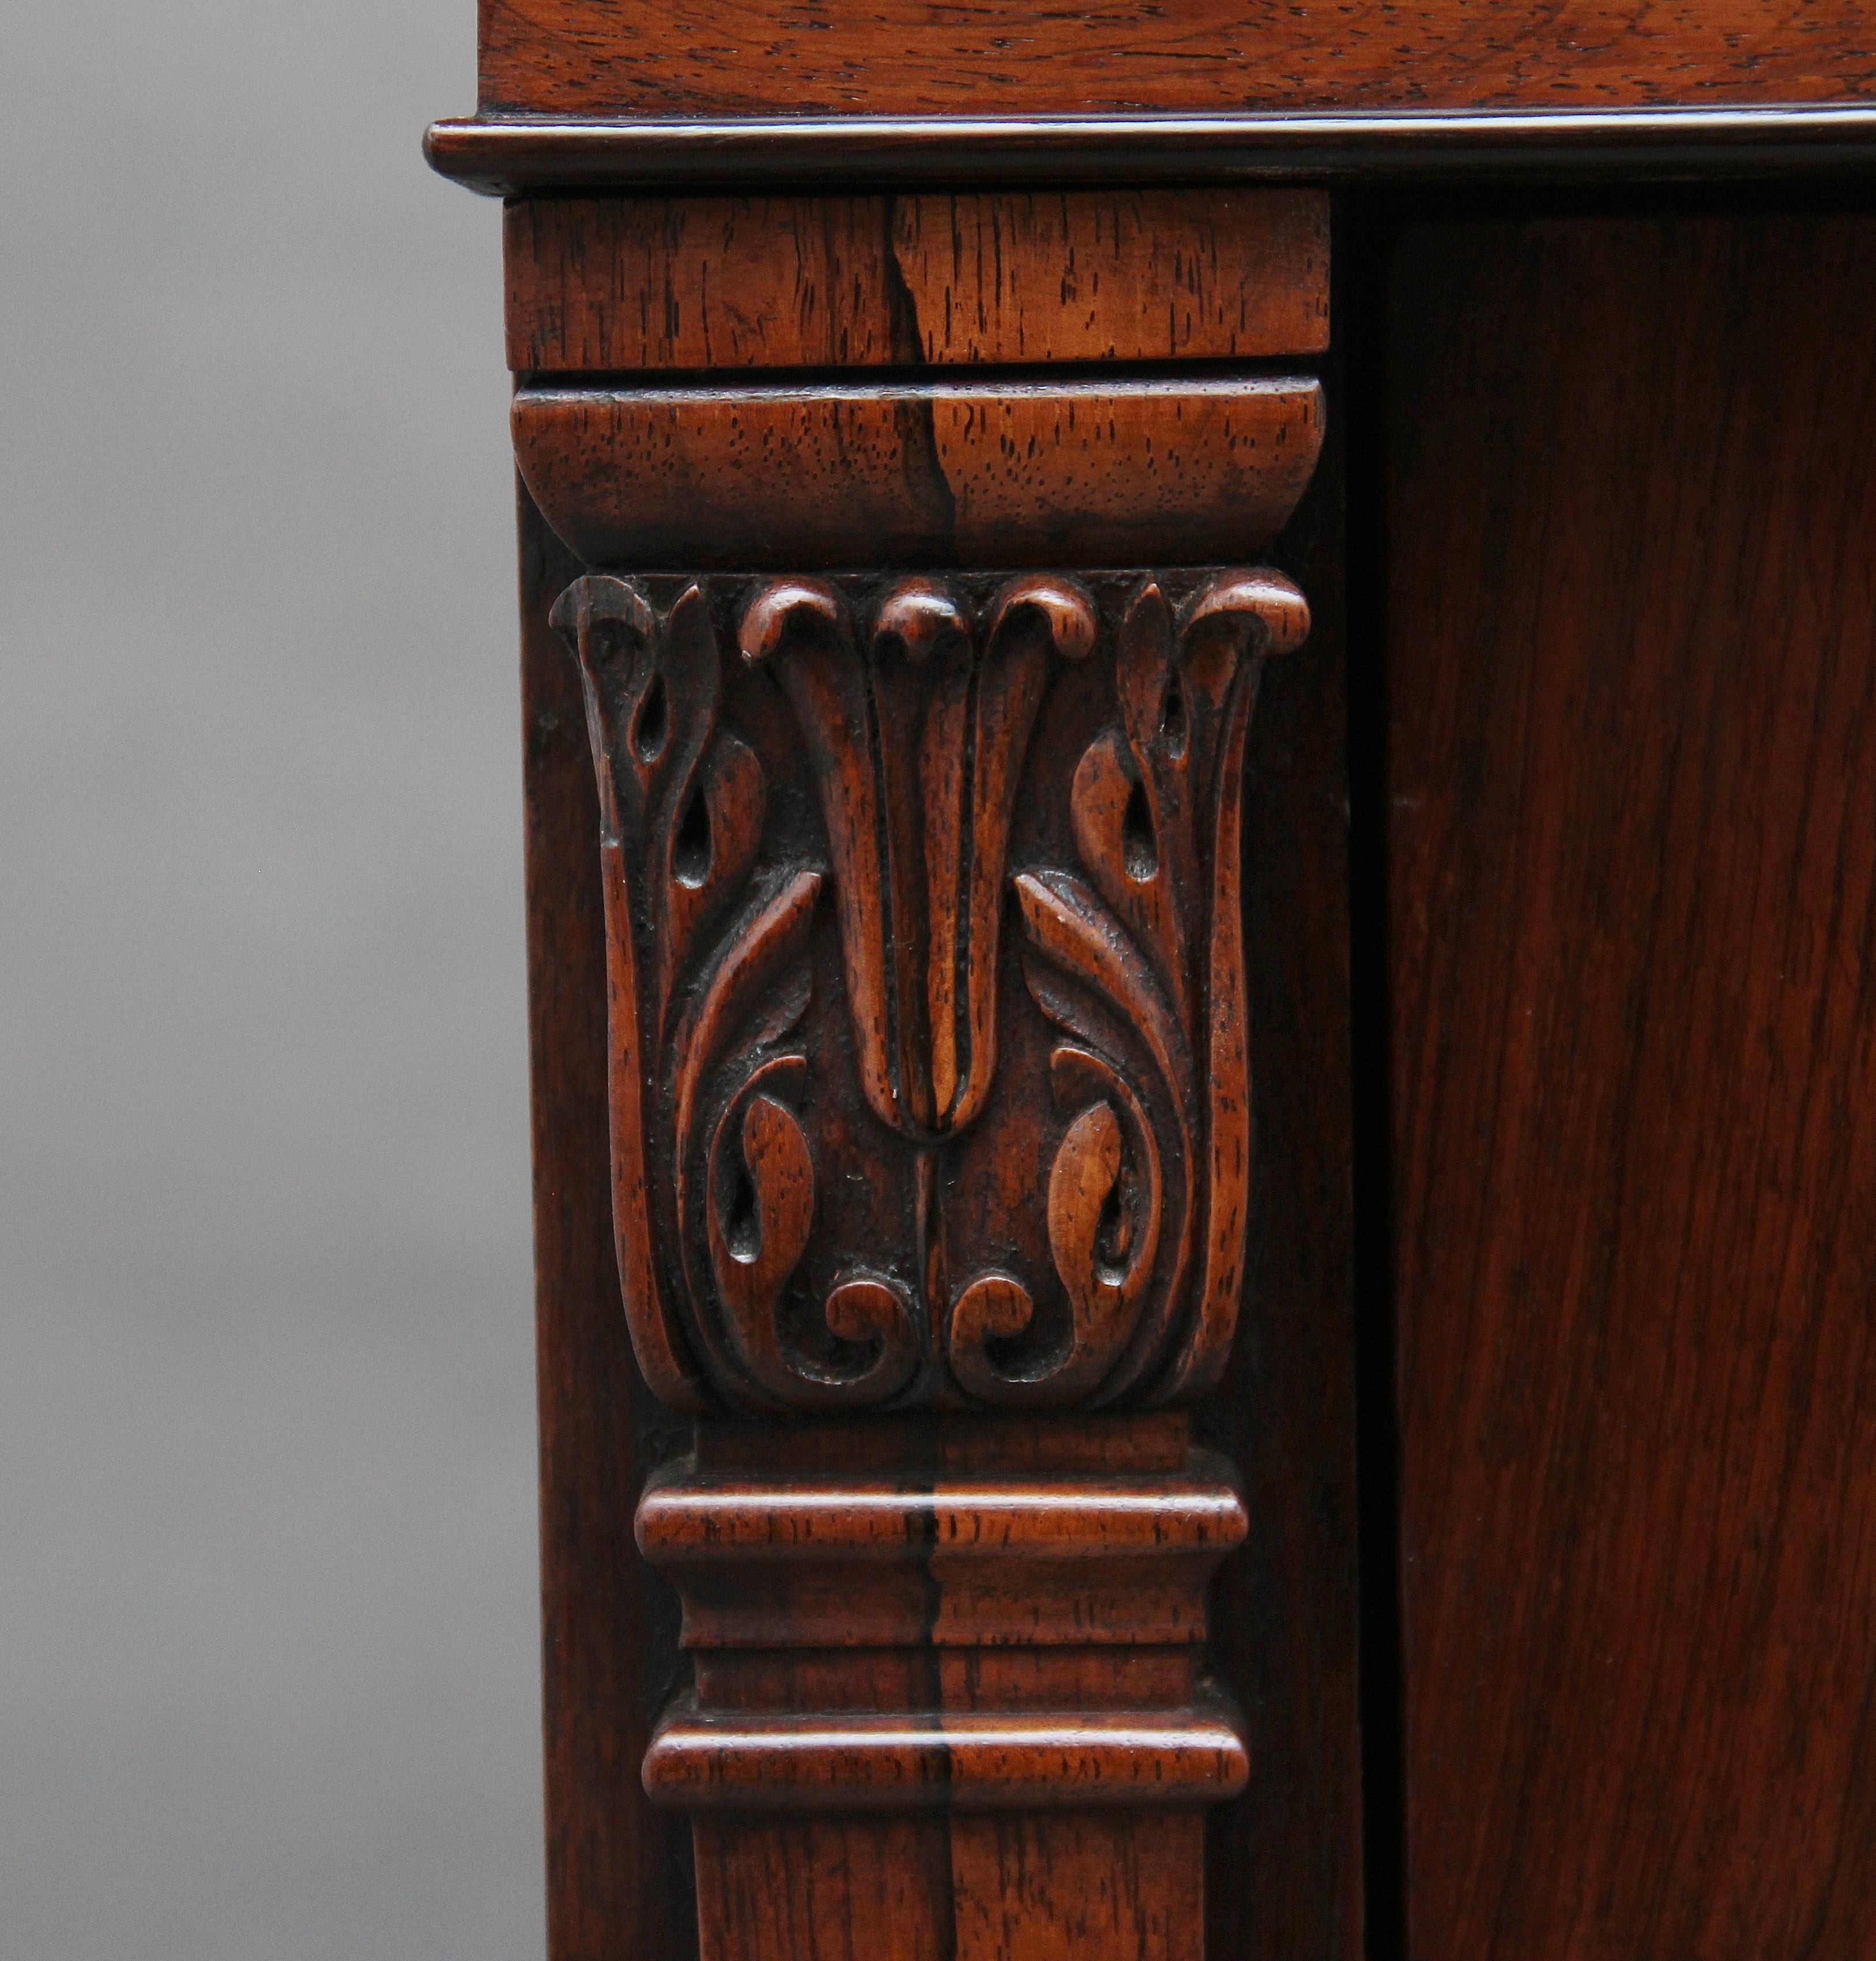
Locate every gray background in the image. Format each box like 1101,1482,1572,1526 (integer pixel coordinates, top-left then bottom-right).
1,4,543,1954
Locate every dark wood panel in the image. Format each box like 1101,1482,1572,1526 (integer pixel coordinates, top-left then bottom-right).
518,484,696,1961
505,192,1329,375
479,0,1876,118
1204,371,1361,1961
1390,212,1876,1961
688,1813,1204,1961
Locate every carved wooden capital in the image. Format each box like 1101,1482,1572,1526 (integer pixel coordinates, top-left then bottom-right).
552,566,1307,1419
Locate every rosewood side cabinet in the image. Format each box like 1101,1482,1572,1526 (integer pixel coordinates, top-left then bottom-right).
428,11,1876,1959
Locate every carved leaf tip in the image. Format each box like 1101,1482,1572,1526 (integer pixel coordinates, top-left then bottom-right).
946,1272,1039,1405
986,574,1098,660
872,579,972,663
737,578,843,665
549,572,657,653
1185,569,1311,655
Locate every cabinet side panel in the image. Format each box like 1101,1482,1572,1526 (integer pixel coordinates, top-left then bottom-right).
1389,213,1876,1961
518,485,698,1961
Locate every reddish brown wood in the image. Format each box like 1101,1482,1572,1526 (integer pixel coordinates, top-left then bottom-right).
945,1813,1204,1961
528,423,1324,1956
637,1428,1248,1650
688,1816,953,1961
470,132,1348,1958
477,0,1876,119
647,1703,1248,1811
690,1812,1204,1961
548,567,1307,1417
504,191,1330,375
696,1647,1199,1712
513,379,1324,571
518,484,696,1959
691,1410,1192,1475
430,108,1876,200
1391,213,1876,1960
1203,393,1358,1961
641,1419,1243,1961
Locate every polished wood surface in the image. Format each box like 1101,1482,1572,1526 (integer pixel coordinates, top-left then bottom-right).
545,556,1308,1412
478,0,1876,119
637,1429,1248,1647
430,107,1876,198
506,192,1329,375
441,0,1876,1936
690,1811,1206,1961
438,0,1876,1950
638,1419,1246,1961
1204,403,1359,1961
518,487,696,1959
514,379,1323,570
492,163,1342,1960
1390,211,1876,1960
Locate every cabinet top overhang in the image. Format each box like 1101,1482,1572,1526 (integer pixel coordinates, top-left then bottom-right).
429,0,1876,193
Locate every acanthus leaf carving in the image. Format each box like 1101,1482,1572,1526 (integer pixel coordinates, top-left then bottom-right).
739,572,1093,1144
1011,571,1309,1405
556,578,918,1415
560,567,1308,1416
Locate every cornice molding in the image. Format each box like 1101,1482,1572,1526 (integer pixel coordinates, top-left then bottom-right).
428,104,1876,195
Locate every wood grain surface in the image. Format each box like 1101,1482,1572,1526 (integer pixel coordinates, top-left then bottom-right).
517,486,697,1958
645,1698,1250,1811
636,1456,1247,1651
519,525,1356,1958
1389,212,1876,1961
548,561,1308,1415
690,1811,1204,1961
479,0,1876,119
638,1459,1246,1650
513,378,1323,570
517,502,1359,1958
1201,367,1359,1961
504,191,1329,374
429,108,1876,201
496,157,1357,1959
637,1419,1246,1959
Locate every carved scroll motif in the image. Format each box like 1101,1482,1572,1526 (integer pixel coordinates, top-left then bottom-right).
555,569,1307,1415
